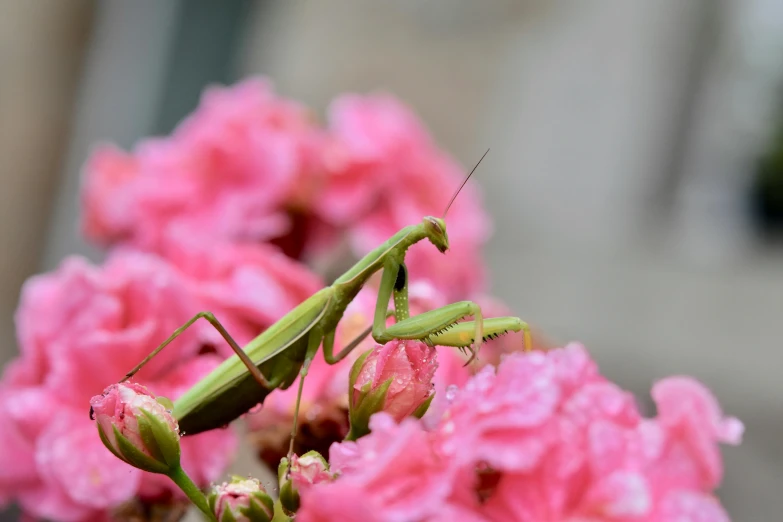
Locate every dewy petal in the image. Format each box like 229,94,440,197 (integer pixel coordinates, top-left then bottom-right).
296,482,381,522
3,249,238,515
716,416,744,445
159,237,323,347
0,389,40,490
480,472,549,522
36,410,141,509
81,77,323,253
652,377,736,438
328,440,361,475
656,491,730,522
322,414,455,520
17,481,98,522
438,352,561,472
652,376,741,488
549,342,602,393
582,471,651,518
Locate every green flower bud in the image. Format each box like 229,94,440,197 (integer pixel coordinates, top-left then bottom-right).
208,476,275,522
90,383,180,474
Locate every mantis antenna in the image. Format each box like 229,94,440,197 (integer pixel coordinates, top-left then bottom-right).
442,148,490,219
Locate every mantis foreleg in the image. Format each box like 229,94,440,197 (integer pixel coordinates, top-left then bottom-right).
324,324,372,364
322,308,396,364
429,317,533,352
371,257,485,360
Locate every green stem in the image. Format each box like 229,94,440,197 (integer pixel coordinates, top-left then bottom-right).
272,498,293,522
344,423,368,442
168,466,216,521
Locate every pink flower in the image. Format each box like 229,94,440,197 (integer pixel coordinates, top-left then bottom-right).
0,389,132,522
655,491,731,522
462,348,741,521
156,236,323,347
308,414,456,521
438,350,564,472
295,483,380,522
81,77,325,255
650,377,744,491
319,94,491,299
299,344,740,521
351,340,438,425
0,252,237,520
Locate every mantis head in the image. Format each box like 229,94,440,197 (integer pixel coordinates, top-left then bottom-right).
423,216,449,253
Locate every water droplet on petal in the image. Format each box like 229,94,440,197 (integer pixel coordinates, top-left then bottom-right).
445,384,459,402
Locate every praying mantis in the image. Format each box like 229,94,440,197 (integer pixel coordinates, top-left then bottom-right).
109,150,532,444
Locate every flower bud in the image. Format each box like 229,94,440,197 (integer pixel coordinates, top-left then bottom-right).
289,451,333,490
90,382,180,474
348,340,437,439
208,476,275,522
277,451,332,515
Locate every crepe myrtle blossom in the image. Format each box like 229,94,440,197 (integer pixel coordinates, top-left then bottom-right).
155,235,324,348
82,80,493,301
295,344,742,522
81,77,326,256
0,252,237,521
298,414,457,522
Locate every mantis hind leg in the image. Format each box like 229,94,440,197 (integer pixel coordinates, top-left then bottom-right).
120,311,273,389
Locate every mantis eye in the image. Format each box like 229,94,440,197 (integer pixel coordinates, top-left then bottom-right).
425,217,444,234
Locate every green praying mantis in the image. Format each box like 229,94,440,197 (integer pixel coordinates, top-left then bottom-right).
103,150,531,449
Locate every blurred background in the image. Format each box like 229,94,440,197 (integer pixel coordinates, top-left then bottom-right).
2,0,783,519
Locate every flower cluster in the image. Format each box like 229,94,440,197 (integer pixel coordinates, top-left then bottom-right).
296,344,743,521
1,77,504,520
0,253,238,520
81,78,490,300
